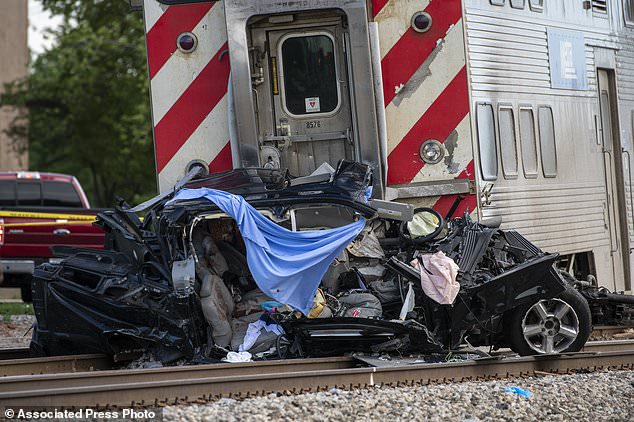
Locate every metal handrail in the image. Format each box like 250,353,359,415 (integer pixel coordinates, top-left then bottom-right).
622,147,634,252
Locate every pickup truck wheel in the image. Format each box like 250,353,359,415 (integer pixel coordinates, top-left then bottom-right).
504,287,591,356
20,285,33,303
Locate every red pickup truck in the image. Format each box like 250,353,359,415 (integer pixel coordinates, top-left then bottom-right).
0,172,104,301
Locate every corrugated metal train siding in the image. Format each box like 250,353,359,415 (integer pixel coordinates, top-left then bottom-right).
464,1,620,288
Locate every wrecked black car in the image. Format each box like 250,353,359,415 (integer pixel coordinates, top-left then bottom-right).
29,161,592,363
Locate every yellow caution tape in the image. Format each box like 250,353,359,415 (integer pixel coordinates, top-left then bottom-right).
0,210,97,221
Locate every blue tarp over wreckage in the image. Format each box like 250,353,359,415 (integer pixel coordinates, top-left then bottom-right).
169,188,366,314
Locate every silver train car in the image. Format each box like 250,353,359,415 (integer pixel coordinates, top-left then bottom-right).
466,0,634,295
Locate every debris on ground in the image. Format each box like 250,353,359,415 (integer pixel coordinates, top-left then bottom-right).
503,386,532,399
125,353,164,370
613,328,634,339
589,327,634,341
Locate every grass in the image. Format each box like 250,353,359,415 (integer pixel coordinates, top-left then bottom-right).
0,302,34,319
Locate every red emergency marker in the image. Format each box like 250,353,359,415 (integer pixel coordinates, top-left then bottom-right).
177,32,198,53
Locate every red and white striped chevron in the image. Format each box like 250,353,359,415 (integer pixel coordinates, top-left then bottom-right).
144,0,232,191
374,0,476,216
144,0,477,216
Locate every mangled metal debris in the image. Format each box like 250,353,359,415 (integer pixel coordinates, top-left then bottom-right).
29,161,592,363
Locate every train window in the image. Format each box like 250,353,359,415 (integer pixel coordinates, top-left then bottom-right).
510,0,526,9
592,0,608,14
538,107,557,178
625,0,634,25
279,33,340,117
477,103,498,181
529,0,544,11
490,0,505,5
498,106,518,179
519,107,538,178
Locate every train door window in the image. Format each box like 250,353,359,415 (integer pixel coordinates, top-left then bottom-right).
279,33,340,117
477,103,498,181
625,0,634,25
490,0,505,5
510,0,526,9
498,105,518,179
519,107,538,178
529,0,544,12
538,106,557,178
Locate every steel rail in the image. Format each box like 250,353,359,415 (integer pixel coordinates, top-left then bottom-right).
582,339,634,352
0,354,113,377
0,356,355,391
0,350,632,408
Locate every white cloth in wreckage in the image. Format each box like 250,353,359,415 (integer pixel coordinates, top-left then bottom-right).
411,251,460,305
167,188,366,315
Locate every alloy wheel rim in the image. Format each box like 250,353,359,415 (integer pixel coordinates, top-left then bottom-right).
521,298,580,354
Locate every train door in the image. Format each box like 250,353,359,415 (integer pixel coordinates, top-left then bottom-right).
598,68,630,291
248,11,354,176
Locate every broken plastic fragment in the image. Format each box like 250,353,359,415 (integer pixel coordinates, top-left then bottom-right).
261,301,284,312
399,282,415,320
222,351,253,363
503,387,532,399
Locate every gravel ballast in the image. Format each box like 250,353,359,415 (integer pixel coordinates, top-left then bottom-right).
163,370,634,421
0,315,34,349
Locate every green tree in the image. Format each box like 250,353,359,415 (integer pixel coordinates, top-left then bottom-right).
1,0,156,207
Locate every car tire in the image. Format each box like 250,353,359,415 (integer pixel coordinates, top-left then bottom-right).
504,286,591,356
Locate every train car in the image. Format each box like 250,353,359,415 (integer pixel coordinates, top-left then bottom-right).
137,0,634,295
465,0,634,297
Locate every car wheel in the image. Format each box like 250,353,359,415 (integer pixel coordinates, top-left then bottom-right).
504,287,591,355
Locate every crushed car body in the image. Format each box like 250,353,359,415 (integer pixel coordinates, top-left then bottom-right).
30,161,590,363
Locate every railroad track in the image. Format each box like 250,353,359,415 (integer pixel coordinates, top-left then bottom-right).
1,339,632,377
0,342,633,408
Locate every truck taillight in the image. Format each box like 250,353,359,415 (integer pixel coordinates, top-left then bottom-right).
0,218,4,245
